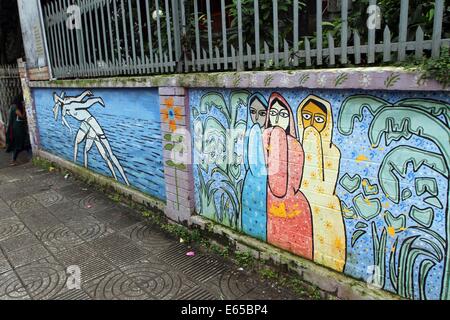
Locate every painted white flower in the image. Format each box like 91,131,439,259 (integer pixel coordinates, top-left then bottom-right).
360,73,371,88
250,76,258,87
280,76,290,87
317,74,327,88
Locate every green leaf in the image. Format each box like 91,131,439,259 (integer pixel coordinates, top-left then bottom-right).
164,144,174,151
166,160,176,167
164,133,172,141
175,163,187,170
351,230,366,247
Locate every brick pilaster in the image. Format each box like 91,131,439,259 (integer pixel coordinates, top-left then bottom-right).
159,87,195,223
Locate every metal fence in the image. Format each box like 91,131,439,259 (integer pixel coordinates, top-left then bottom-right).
0,64,21,147
42,0,450,79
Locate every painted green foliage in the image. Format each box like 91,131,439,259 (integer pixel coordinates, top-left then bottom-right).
338,95,450,300
192,91,249,229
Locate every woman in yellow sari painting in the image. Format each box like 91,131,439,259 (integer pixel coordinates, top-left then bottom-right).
297,95,346,272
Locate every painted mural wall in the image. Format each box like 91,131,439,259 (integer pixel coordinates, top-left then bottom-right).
33,88,166,200
190,88,450,300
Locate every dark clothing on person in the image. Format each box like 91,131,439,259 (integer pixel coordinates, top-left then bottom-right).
12,112,28,161
5,104,17,153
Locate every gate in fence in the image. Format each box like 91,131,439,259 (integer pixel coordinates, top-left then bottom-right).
0,65,21,148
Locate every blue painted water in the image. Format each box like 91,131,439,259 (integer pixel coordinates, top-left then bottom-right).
33,88,166,201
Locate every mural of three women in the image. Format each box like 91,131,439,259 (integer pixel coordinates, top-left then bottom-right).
241,92,346,271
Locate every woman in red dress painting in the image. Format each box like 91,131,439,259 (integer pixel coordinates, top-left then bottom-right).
263,92,313,259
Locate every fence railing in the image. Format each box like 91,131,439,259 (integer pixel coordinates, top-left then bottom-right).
0,64,21,145
42,0,450,79
0,64,20,78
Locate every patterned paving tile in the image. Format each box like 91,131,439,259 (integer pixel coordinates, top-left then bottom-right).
8,196,42,214
66,216,115,242
91,205,136,224
88,233,133,253
205,268,259,299
54,244,116,284
53,289,92,300
0,217,28,241
0,232,41,253
15,257,68,300
121,222,174,254
157,243,228,283
0,200,15,221
36,224,84,254
47,202,91,224
5,244,51,268
84,270,153,300
0,270,31,300
101,242,149,268
32,190,67,208
77,193,115,213
20,209,61,233
0,250,12,274
119,258,197,300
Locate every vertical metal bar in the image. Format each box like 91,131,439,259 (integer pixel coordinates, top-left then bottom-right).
145,0,155,72
106,0,115,63
100,0,109,64
316,0,322,65
88,2,97,66
272,0,279,67
368,0,376,63
39,2,54,78
60,0,73,67
398,0,408,61
121,0,130,66
171,0,182,71
180,0,188,72
164,0,174,71
128,0,137,70
293,0,299,66
94,2,104,63
137,0,145,73
54,2,67,68
77,0,87,68
221,0,228,70
155,0,164,69
432,0,444,58
113,0,121,64
67,0,77,67
58,0,70,69
206,0,214,69
193,0,201,64
341,0,348,64
82,0,92,67
45,5,58,69
237,0,244,70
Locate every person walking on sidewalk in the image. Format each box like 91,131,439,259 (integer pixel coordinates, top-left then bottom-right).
5,97,19,153
10,100,30,166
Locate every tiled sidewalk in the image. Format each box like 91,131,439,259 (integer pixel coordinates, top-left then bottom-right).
0,152,300,300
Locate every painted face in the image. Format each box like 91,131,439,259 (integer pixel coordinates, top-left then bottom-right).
301,101,327,133
249,99,267,128
269,101,290,131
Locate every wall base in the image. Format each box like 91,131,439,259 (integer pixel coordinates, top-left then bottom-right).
36,149,165,212
189,215,402,300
